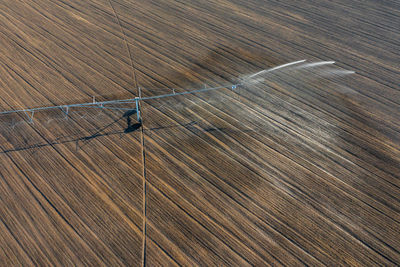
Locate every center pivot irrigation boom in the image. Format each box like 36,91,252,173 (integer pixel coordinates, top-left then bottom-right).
0,60,353,126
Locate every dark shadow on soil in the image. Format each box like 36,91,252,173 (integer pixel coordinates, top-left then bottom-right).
1,118,240,154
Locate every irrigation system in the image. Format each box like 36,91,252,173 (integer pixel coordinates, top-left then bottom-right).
0,84,239,124
0,60,354,126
